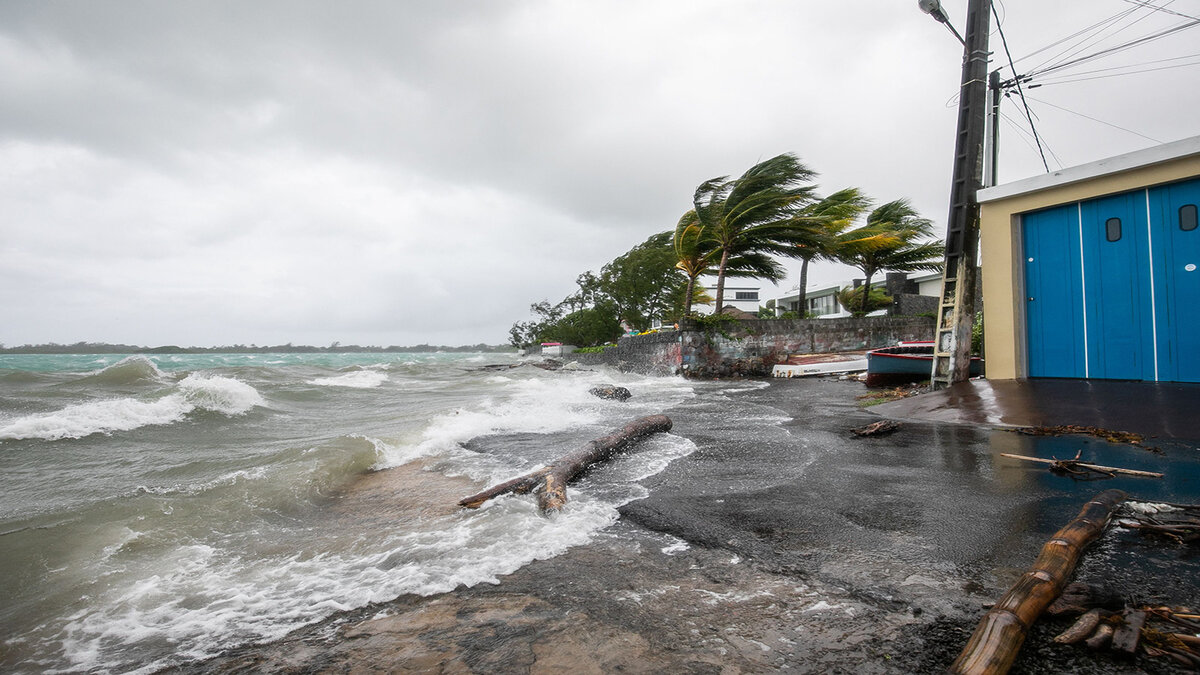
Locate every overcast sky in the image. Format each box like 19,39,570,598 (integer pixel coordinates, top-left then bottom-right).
2,1,1197,347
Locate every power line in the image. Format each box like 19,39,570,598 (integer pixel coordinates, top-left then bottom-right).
1022,4,1146,74
1023,95,1164,143
1032,51,1200,79
1122,0,1200,22
999,112,1064,170
1026,18,1200,79
992,3,1050,172
1013,9,1135,67
1031,56,1200,85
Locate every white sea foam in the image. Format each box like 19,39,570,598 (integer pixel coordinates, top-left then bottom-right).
51,492,625,674
0,374,263,441
377,377,606,470
307,370,388,389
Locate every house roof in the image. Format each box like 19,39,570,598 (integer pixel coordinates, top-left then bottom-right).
978,135,1200,203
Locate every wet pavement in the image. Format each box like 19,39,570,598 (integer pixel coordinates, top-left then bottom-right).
872,378,1200,441
186,377,1200,674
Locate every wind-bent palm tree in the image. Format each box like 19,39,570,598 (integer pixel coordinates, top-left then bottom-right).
673,210,783,314
835,199,945,315
690,153,823,313
791,187,873,314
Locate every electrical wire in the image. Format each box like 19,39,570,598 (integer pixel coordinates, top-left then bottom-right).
1022,4,1147,75
992,3,1050,172
1029,55,1200,86
1024,1,1190,79
1025,18,1200,79
1023,95,1164,143
999,112,1055,167
1012,8,1139,67
1029,61,1200,86
1032,51,1200,79
1122,0,1200,22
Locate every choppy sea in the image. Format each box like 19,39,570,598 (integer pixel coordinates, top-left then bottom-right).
0,352,709,673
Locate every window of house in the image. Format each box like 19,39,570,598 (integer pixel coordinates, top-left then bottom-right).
807,295,836,315
1105,217,1122,242
1181,204,1198,232
734,291,758,301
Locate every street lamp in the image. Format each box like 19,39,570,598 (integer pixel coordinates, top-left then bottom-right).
918,0,965,45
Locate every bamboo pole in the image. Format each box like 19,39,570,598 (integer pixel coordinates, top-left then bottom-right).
949,489,1127,675
458,415,673,513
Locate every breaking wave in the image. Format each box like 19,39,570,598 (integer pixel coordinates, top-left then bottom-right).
77,355,166,386
0,374,264,441
307,370,388,389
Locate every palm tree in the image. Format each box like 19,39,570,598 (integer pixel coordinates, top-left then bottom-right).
791,187,873,314
835,199,945,315
690,153,823,313
673,210,784,314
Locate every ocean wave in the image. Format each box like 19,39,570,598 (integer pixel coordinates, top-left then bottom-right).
0,374,264,441
48,491,626,674
307,370,388,389
77,355,166,386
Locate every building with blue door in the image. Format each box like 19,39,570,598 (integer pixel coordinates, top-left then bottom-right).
979,136,1200,383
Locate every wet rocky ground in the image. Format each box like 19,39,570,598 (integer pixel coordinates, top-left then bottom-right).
180,378,1200,674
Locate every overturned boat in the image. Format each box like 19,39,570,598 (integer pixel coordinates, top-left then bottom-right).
771,352,868,378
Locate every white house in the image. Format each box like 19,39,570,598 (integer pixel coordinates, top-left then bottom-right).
772,271,943,318
692,282,763,316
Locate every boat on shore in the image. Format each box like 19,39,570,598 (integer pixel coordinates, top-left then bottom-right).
771,352,868,378
865,341,983,387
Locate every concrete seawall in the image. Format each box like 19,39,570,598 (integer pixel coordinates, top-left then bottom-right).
568,315,935,377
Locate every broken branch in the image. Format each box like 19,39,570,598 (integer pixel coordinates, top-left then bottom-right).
999,453,1163,479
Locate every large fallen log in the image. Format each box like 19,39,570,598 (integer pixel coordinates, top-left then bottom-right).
949,489,1127,675
457,414,673,513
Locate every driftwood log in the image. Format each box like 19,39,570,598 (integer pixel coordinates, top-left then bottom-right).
1000,452,1163,479
852,420,900,437
949,489,1127,675
458,415,672,513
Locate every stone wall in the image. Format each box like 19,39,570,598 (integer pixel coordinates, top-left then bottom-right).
569,315,935,378
890,293,938,317
568,329,682,376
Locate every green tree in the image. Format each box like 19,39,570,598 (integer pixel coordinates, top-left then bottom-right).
673,209,782,315
537,303,623,347
597,232,686,328
834,199,944,315
508,232,691,347
689,153,823,313
791,187,873,313
836,285,893,317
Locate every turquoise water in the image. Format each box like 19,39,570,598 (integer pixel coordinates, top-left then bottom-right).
0,353,699,673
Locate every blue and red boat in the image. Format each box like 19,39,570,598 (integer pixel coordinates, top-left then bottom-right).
865,341,983,387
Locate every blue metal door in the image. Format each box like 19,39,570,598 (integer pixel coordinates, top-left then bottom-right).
1021,176,1200,383
1080,191,1154,380
1023,203,1086,378
1150,177,1200,382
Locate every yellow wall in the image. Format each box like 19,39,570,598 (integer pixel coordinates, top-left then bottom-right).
980,153,1200,380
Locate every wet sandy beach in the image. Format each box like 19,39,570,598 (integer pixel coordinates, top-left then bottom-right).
180,378,1200,674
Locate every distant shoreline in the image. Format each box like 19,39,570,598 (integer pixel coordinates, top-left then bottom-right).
0,343,518,355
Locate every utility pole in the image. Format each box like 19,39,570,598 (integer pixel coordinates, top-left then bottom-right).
986,69,1001,187
926,0,991,389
